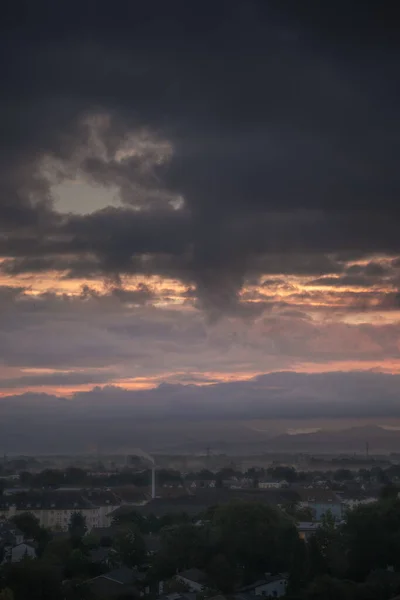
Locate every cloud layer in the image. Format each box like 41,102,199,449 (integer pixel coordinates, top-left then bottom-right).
0,2,399,425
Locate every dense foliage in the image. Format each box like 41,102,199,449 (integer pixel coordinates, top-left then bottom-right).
2,498,400,599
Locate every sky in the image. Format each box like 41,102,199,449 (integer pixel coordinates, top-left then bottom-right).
1,2,400,451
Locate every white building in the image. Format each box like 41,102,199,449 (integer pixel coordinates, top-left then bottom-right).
239,574,288,597
176,568,208,592
0,490,121,531
258,480,288,489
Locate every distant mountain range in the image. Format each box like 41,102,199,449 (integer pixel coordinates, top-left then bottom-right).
265,425,400,454
157,425,400,455
1,370,400,454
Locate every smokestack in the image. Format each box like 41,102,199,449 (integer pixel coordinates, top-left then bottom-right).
151,466,156,499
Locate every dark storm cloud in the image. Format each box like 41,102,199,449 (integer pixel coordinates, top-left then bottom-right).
307,261,397,289
1,1,399,309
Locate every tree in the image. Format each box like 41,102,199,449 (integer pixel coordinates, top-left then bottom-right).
211,502,298,582
64,467,87,485
2,559,63,600
307,512,347,580
305,575,355,600
18,471,33,486
42,537,72,565
151,523,215,580
65,549,91,579
267,466,297,483
112,509,145,530
206,553,237,593
343,498,400,580
380,483,399,500
68,512,87,544
333,469,353,482
62,578,93,600
112,527,146,568
0,589,14,600
11,512,41,539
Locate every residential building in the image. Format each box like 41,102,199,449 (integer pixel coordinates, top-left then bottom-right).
176,568,209,592
337,490,378,512
295,488,342,521
297,521,319,542
159,594,196,600
89,567,148,598
258,480,288,489
0,491,120,531
189,480,216,489
239,574,288,597
3,542,36,563
0,521,24,547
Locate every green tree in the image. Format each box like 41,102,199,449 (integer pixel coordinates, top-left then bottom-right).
307,512,347,580
68,512,87,545
2,559,63,600
112,527,146,568
42,537,72,565
62,578,93,600
333,469,353,482
11,512,41,539
0,589,14,600
152,522,215,580
65,549,91,579
343,497,400,580
267,466,297,483
211,501,298,581
305,575,355,600
380,483,399,500
112,509,145,530
206,553,237,593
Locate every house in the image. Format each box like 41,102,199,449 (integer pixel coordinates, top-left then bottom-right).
3,542,36,563
0,521,24,547
337,490,378,512
158,594,197,600
258,480,288,490
189,480,216,489
89,567,147,598
176,568,209,592
297,521,319,542
111,486,150,506
239,574,288,597
294,488,342,521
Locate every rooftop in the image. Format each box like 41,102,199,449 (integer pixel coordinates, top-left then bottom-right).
0,491,96,511
294,488,342,504
178,568,208,584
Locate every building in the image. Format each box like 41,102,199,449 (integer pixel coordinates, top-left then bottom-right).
159,594,196,600
0,521,24,547
239,574,288,597
176,568,209,592
0,491,120,531
297,521,319,542
337,490,378,512
189,480,216,489
295,488,342,521
258,480,288,489
89,567,147,598
3,542,36,563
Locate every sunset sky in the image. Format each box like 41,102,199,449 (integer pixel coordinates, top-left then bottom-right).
1,2,400,451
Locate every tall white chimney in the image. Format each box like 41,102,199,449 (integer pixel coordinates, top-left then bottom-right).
151,466,156,499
